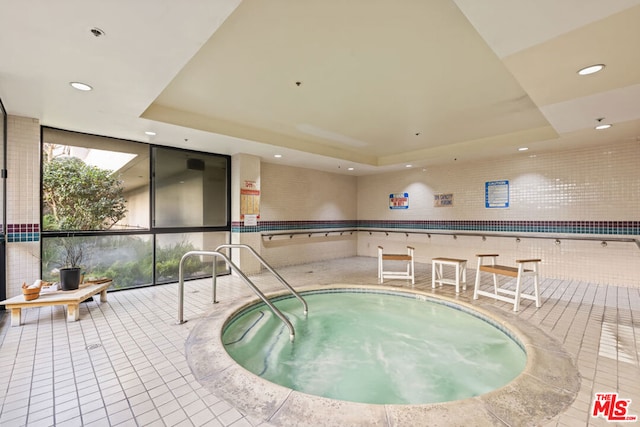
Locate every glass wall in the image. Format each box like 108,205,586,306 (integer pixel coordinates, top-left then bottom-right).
42,234,153,290
153,147,228,228
41,128,231,289
155,231,230,283
0,99,6,302
42,128,150,231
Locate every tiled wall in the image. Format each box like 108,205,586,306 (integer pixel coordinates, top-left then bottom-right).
6,223,40,242
357,140,640,286
258,162,358,267
358,142,640,222
5,116,41,297
230,153,262,272
3,116,638,293
236,141,638,285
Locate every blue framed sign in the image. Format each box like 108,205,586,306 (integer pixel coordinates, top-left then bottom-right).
389,193,409,209
485,180,509,208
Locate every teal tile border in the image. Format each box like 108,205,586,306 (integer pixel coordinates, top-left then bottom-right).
6,223,40,242
6,220,636,241
232,220,639,236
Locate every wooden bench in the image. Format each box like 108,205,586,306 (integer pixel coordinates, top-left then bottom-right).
432,257,467,293
473,254,541,312
0,280,112,326
378,246,415,285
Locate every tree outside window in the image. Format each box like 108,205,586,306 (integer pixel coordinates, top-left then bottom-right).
41,143,132,283
42,143,127,231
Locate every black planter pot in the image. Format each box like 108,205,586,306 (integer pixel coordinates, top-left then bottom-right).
60,267,81,291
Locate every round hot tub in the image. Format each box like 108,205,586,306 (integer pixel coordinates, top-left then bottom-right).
186,285,580,426
223,289,526,405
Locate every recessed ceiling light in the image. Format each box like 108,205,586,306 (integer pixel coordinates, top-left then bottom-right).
347,167,354,171
274,154,282,158
577,64,605,76
145,131,156,136
405,164,412,168
70,81,92,91
595,123,612,130
518,147,529,151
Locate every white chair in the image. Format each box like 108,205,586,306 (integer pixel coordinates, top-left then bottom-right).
378,246,415,285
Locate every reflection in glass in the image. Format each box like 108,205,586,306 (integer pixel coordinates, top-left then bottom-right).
155,232,230,283
42,234,153,289
153,147,228,228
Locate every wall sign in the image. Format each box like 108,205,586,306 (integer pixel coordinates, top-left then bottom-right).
389,193,409,209
241,180,260,219
434,193,453,207
243,214,258,226
485,180,509,208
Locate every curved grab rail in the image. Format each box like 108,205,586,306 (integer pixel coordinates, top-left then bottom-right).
178,250,295,341
215,244,308,315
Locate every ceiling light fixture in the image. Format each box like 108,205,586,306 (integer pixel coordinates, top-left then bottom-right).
70,81,92,91
347,167,354,171
145,131,156,136
518,147,529,151
595,123,612,130
274,154,282,158
577,64,605,76
405,164,412,168
594,117,612,130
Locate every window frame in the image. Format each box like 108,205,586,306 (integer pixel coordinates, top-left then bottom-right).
40,127,232,288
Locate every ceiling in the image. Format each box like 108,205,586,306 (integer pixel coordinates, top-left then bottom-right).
1,0,639,175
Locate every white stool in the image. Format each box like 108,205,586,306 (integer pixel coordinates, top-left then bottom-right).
431,257,467,293
378,246,415,285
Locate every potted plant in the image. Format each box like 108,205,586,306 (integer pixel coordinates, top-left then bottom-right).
59,237,84,291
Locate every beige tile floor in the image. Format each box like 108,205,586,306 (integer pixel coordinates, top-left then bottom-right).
0,256,638,426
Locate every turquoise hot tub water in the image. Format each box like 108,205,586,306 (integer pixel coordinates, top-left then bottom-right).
223,289,526,405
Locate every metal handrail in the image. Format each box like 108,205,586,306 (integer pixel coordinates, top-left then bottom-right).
262,229,357,240
260,228,640,249
215,244,308,315
357,229,640,249
177,250,296,341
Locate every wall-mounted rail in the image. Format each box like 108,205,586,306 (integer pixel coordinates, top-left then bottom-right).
260,228,640,250
262,229,357,240
358,229,640,249
178,250,296,341
214,244,307,315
